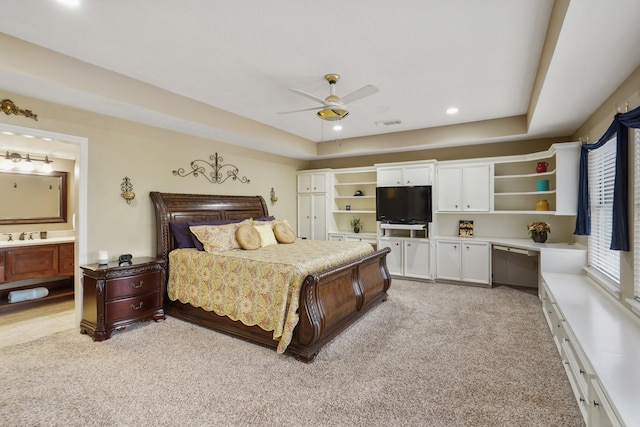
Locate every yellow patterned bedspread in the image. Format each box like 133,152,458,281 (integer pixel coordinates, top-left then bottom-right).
168,239,374,353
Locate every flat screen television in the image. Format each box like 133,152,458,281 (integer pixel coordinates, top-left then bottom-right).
376,185,432,224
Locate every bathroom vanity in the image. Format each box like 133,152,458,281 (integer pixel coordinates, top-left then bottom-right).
0,239,75,311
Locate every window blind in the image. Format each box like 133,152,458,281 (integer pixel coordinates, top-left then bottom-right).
588,137,620,284
634,129,640,299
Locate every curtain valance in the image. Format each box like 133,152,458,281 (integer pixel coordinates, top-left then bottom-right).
574,105,640,251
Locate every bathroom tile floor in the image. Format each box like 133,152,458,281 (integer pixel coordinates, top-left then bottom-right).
0,299,75,349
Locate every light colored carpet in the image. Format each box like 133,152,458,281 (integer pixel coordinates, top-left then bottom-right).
0,279,584,426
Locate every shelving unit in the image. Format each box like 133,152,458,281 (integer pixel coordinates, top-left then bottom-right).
492,142,579,215
331,167,377,235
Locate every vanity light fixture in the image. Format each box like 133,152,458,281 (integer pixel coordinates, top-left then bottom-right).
0,151,54,173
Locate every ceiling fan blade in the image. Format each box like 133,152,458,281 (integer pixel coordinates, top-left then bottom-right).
277,105,325,115
338,85,379,105
288,88,330,106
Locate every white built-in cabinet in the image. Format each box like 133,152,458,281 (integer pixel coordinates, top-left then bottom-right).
435,239,490,285
378,224,431,279
436,163,491,212
377,164,433,186
297,171,330,240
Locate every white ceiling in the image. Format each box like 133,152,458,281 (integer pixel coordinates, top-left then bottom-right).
1,1,640,160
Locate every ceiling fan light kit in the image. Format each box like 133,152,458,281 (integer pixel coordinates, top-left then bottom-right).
279,73,378,122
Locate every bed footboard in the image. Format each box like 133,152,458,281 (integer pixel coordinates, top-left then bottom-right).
289,247,391,362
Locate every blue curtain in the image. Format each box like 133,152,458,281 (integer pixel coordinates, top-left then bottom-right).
574,105,640,251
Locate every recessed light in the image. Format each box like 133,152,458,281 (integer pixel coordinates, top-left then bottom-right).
22,134,35,139
56,0,80,7
333,124,343,132
446,107,459,115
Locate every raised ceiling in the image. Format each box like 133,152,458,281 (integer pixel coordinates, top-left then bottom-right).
0,1,639,160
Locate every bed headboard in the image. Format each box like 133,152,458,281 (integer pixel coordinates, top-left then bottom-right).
150,192,269,263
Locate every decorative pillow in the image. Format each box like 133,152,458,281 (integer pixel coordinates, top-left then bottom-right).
188,218,244,251
236,224,261,250
273,221,296,244
169,222,197,249
190,221,247,253
254,224,278,247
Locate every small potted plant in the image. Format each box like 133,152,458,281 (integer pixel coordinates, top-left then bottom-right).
350,217,363,233
527,221,551,243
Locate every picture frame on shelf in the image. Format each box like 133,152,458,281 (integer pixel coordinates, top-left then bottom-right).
459,220,474,238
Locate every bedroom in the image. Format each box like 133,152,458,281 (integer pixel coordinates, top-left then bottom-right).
1,1,640,425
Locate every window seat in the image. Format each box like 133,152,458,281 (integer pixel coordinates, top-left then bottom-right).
541,273,640,427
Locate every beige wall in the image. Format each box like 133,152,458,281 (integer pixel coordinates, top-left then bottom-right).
0,91,307,265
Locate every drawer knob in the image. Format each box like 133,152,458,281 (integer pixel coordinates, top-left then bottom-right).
130,280,144,289
130,301,144,310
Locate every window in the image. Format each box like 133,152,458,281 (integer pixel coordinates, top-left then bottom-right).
588,137,620,285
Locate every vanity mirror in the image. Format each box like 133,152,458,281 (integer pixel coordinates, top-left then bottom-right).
0,170,67,224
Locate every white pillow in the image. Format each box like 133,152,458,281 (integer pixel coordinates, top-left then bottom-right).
254,224,278,247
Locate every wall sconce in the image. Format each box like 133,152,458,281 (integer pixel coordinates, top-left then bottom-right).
270,187,278,205
120,176,135,204
1,151,53,173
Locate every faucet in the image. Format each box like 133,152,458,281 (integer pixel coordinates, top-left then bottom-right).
19,232,27,240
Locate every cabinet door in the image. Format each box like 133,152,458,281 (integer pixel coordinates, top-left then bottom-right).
461,241,490,284
403,165,432,186
462,164,490,211
590,379,622,427
436,166,462,211
297,194,313,239
404,239,430,278
377,168,403,186
436,240,461,281
311,173,328,192
297,174,312,193
379,238,403,276
312,193,327,240
5,245,59,281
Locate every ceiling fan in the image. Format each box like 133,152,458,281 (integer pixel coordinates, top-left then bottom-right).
278,74,379,121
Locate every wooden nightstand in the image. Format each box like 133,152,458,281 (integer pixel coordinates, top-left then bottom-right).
80,257,165,341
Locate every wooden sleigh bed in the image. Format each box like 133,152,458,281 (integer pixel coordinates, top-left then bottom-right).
150,192,391,362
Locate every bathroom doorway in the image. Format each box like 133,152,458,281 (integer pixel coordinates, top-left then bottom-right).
0,122,88,337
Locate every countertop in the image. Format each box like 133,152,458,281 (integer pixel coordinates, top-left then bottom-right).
0,236,75,249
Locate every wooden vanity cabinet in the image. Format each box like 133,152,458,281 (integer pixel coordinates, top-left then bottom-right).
0,242,75,310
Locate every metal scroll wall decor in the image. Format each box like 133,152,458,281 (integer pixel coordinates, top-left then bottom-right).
172,152,250,184
1,99,38,121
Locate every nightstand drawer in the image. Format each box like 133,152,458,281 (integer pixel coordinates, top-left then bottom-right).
106,270,161,300
105,290,161,323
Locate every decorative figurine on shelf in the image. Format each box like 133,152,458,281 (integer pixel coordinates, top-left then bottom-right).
536,199,550,211
536,162,549,173
350,217,363,233
354,190,364,196
528,221,550,243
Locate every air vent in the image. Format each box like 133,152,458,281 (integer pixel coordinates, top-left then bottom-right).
375,119,402,126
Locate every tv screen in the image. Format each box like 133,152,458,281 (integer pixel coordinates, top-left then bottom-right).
376,185,432,224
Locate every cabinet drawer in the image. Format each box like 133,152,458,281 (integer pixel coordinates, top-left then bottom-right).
105,290,161,323
58,243,74,275
106,270,161,300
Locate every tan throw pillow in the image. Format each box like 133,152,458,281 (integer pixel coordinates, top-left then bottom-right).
254,224,278,247
273,221,296,244
236,224,261,250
